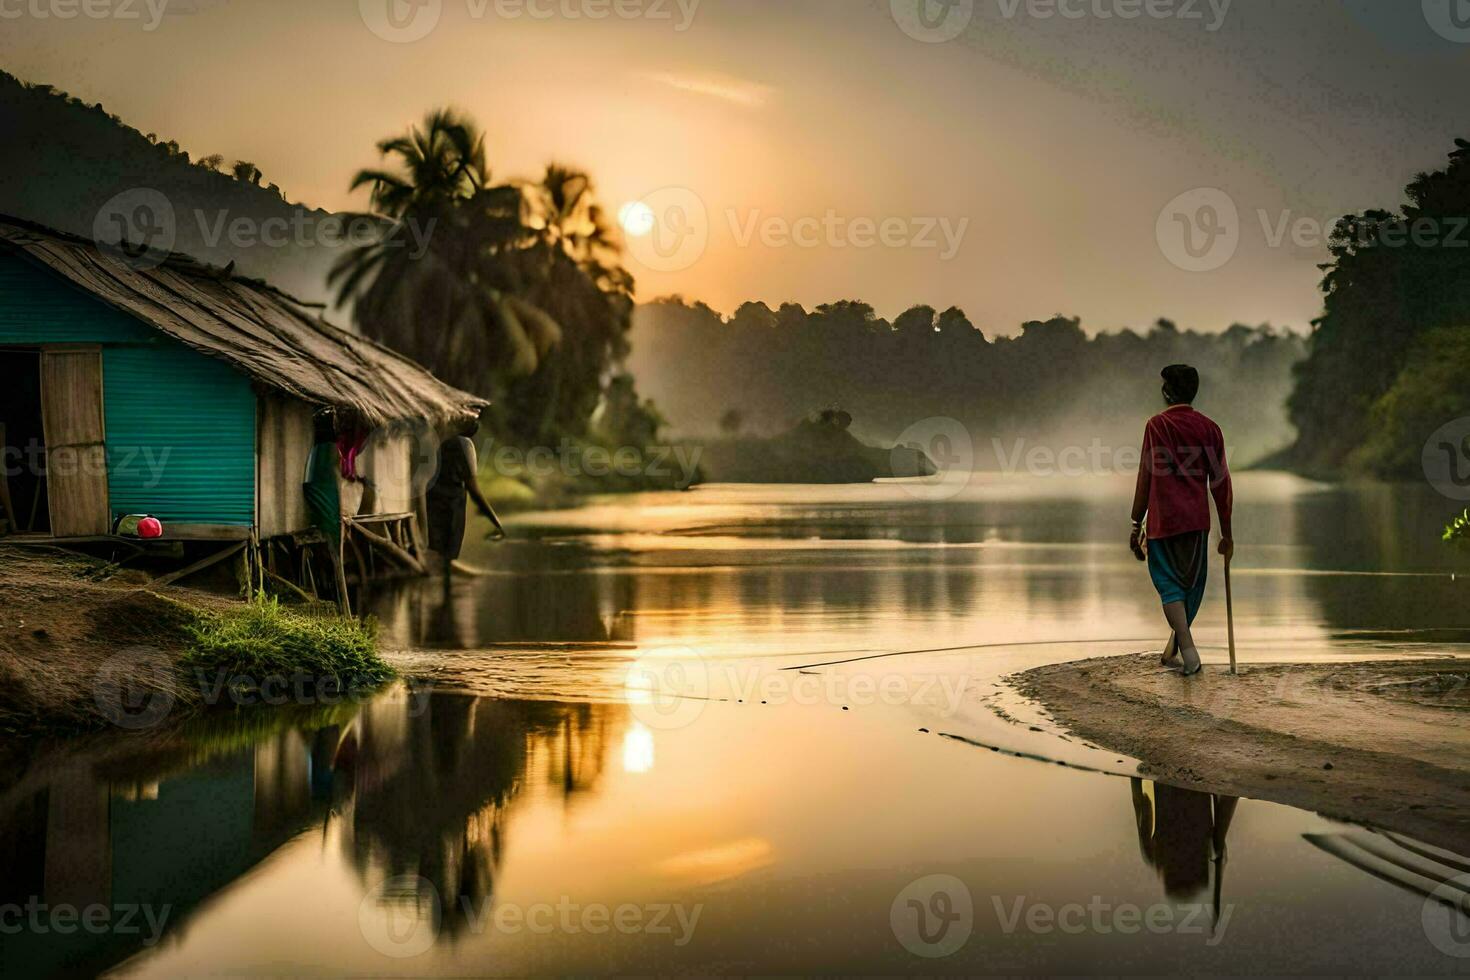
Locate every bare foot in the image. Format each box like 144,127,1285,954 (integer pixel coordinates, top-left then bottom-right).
1180,647,1203,676
1160,634,1181,667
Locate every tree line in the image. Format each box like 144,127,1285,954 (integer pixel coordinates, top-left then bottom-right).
1286,137,1470,479
628,301,1305,466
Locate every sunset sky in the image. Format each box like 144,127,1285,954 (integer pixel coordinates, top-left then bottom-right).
3,0,1468,333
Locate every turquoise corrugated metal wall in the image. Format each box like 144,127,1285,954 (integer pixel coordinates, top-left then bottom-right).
0,250,258,527
0,252,154,343
104,347,256,526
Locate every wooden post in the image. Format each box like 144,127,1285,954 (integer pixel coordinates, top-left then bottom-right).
333,520,352,617
1224,556,1238,675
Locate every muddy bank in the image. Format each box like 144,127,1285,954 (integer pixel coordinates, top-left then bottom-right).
1013,654,1470,854
0,545,384,742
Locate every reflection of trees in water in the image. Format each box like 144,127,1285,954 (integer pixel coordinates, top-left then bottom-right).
371,544,987,651
335,693,622,935
370,556,637,648
1291,483,1469,633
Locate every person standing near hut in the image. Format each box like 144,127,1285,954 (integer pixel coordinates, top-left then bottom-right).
427,419,505,583
1129,365,1233,677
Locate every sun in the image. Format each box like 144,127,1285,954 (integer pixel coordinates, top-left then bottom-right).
618,200,656,237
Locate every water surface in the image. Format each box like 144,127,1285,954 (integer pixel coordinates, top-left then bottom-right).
3,474,1468,975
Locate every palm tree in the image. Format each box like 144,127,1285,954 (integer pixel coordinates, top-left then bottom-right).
331,109,561,400
499,165,637,442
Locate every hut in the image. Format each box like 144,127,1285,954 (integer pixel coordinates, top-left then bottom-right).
0,216,485,594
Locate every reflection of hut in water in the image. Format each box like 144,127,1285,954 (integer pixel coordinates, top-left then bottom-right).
0,734,323,978
0,691,626,973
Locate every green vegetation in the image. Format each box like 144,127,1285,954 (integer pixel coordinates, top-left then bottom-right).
1353,326,1470,476
1444,509,1470,549
1287,138,1470,477
182,593,391,690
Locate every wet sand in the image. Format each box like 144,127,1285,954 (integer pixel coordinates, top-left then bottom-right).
1014,654,1470,853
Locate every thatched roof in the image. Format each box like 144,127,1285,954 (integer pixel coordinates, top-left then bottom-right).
0,216,486,426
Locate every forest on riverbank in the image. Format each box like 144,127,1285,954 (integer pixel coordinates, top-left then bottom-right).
9,68,1469,488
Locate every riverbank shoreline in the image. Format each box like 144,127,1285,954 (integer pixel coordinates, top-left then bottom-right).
0,545,388,738
1013,653,1470,854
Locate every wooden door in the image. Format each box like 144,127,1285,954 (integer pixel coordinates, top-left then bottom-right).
40,348,110,536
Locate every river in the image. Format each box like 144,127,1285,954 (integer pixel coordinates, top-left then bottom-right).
3,473,1468,975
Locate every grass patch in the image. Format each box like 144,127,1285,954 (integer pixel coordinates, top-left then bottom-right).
181,593,393,690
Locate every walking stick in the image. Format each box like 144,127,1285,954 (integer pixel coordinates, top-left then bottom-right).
1224,554,1237,675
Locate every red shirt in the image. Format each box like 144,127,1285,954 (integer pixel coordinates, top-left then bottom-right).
1136,405,1232,540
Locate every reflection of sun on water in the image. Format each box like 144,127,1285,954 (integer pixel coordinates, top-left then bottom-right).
618,201,654,237
622,723,655,773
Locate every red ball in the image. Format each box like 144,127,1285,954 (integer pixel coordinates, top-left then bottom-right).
137,517,163,539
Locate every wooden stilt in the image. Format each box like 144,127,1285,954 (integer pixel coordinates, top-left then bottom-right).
333,521,352,617
153,541,248,588
344,517,428,575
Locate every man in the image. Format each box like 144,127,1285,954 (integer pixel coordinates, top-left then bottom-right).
426,419,505,585
1129,365,1233,677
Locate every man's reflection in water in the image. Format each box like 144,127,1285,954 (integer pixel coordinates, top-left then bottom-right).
1130,778,1238,921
